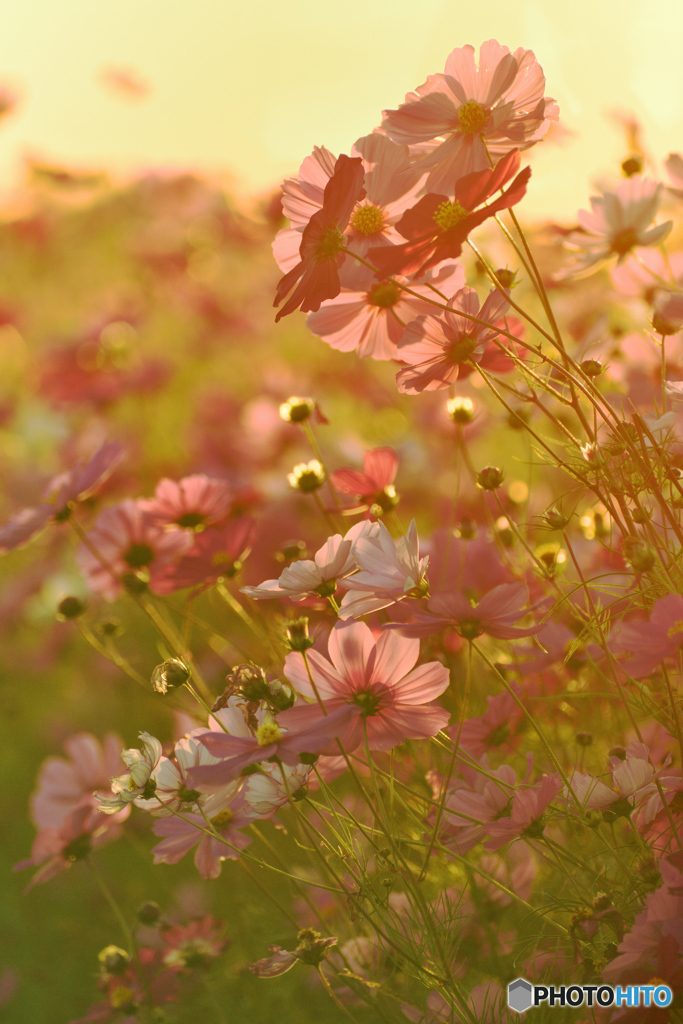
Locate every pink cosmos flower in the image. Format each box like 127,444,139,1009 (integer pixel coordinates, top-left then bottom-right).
456,691,522,758
611,249,683,303
612,594,683,677
16,801,129,890
273,155,365,321
161,916,227,970
152,517,256,594
369,151,531,278
392,582,540,641
274,134,424,290
485,773,562,850
139,475,233,530
382,40,557,193
31,731,126,829
339,520,429,619
332,447,399,513
438,763,517,854
243,762,311,818
306,263,466,361
395,286,511,393
426,528,514,596
602,859,683,982
279,620,450,752
559,176,673,277
241,531,357,602
78,499,193,599
186,704,358,792
0,441,123,553
151,782,253,879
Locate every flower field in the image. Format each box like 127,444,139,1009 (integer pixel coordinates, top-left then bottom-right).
2,39,683,1024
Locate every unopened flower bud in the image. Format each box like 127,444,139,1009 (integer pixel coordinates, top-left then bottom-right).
652,293,683,336
98,618,122,637
266,677,295,711
580,358,603,378
476,465,505,491
622,538,656,573
446,396,475,424
609,745,627,760
57,596,86,620
286,617,314,652
535,542,566,577
287,460,325,493
457,518,477,540
98,945,130,976
279,396,316,423
151,658,191,695
136,901,161,926
543,506,570,530
621,154,643,177
507,407,530,430
631,506,652,524
495,267,517,289
276,540,307,563
576,731,593,747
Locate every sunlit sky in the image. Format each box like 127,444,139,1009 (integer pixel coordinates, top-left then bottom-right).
1,0,682,218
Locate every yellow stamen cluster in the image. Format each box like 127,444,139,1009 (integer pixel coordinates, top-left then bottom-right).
366,280,401,308
210,809,235,829
256,721,283,746
351,204,385,236
457,99,490,135
667,620,683,638
433,200,470,232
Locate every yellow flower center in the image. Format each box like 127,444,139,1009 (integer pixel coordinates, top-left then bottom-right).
351,204,385,236
667,620,683,638
210,809,234,829
610,228,639,256
448,335,478,362
457,100,490,135
315,226,345,261
433,200,470,232
366,280,402,308
256,721,283,746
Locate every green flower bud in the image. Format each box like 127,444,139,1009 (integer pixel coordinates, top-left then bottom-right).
151,658,191,694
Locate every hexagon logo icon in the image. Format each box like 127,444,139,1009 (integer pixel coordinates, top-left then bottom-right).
508,978,533,1013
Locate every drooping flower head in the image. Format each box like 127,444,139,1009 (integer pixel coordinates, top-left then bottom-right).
369,150,531,278
78,499,193,599
274,155,366,321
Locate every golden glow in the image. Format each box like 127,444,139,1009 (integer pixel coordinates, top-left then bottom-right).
0,0,682,219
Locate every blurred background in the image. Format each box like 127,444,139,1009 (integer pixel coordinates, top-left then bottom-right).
1,4,681,1022
1,0,682,217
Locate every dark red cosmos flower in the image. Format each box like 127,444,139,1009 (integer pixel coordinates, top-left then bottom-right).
274,155,366,321
368,150,530,277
